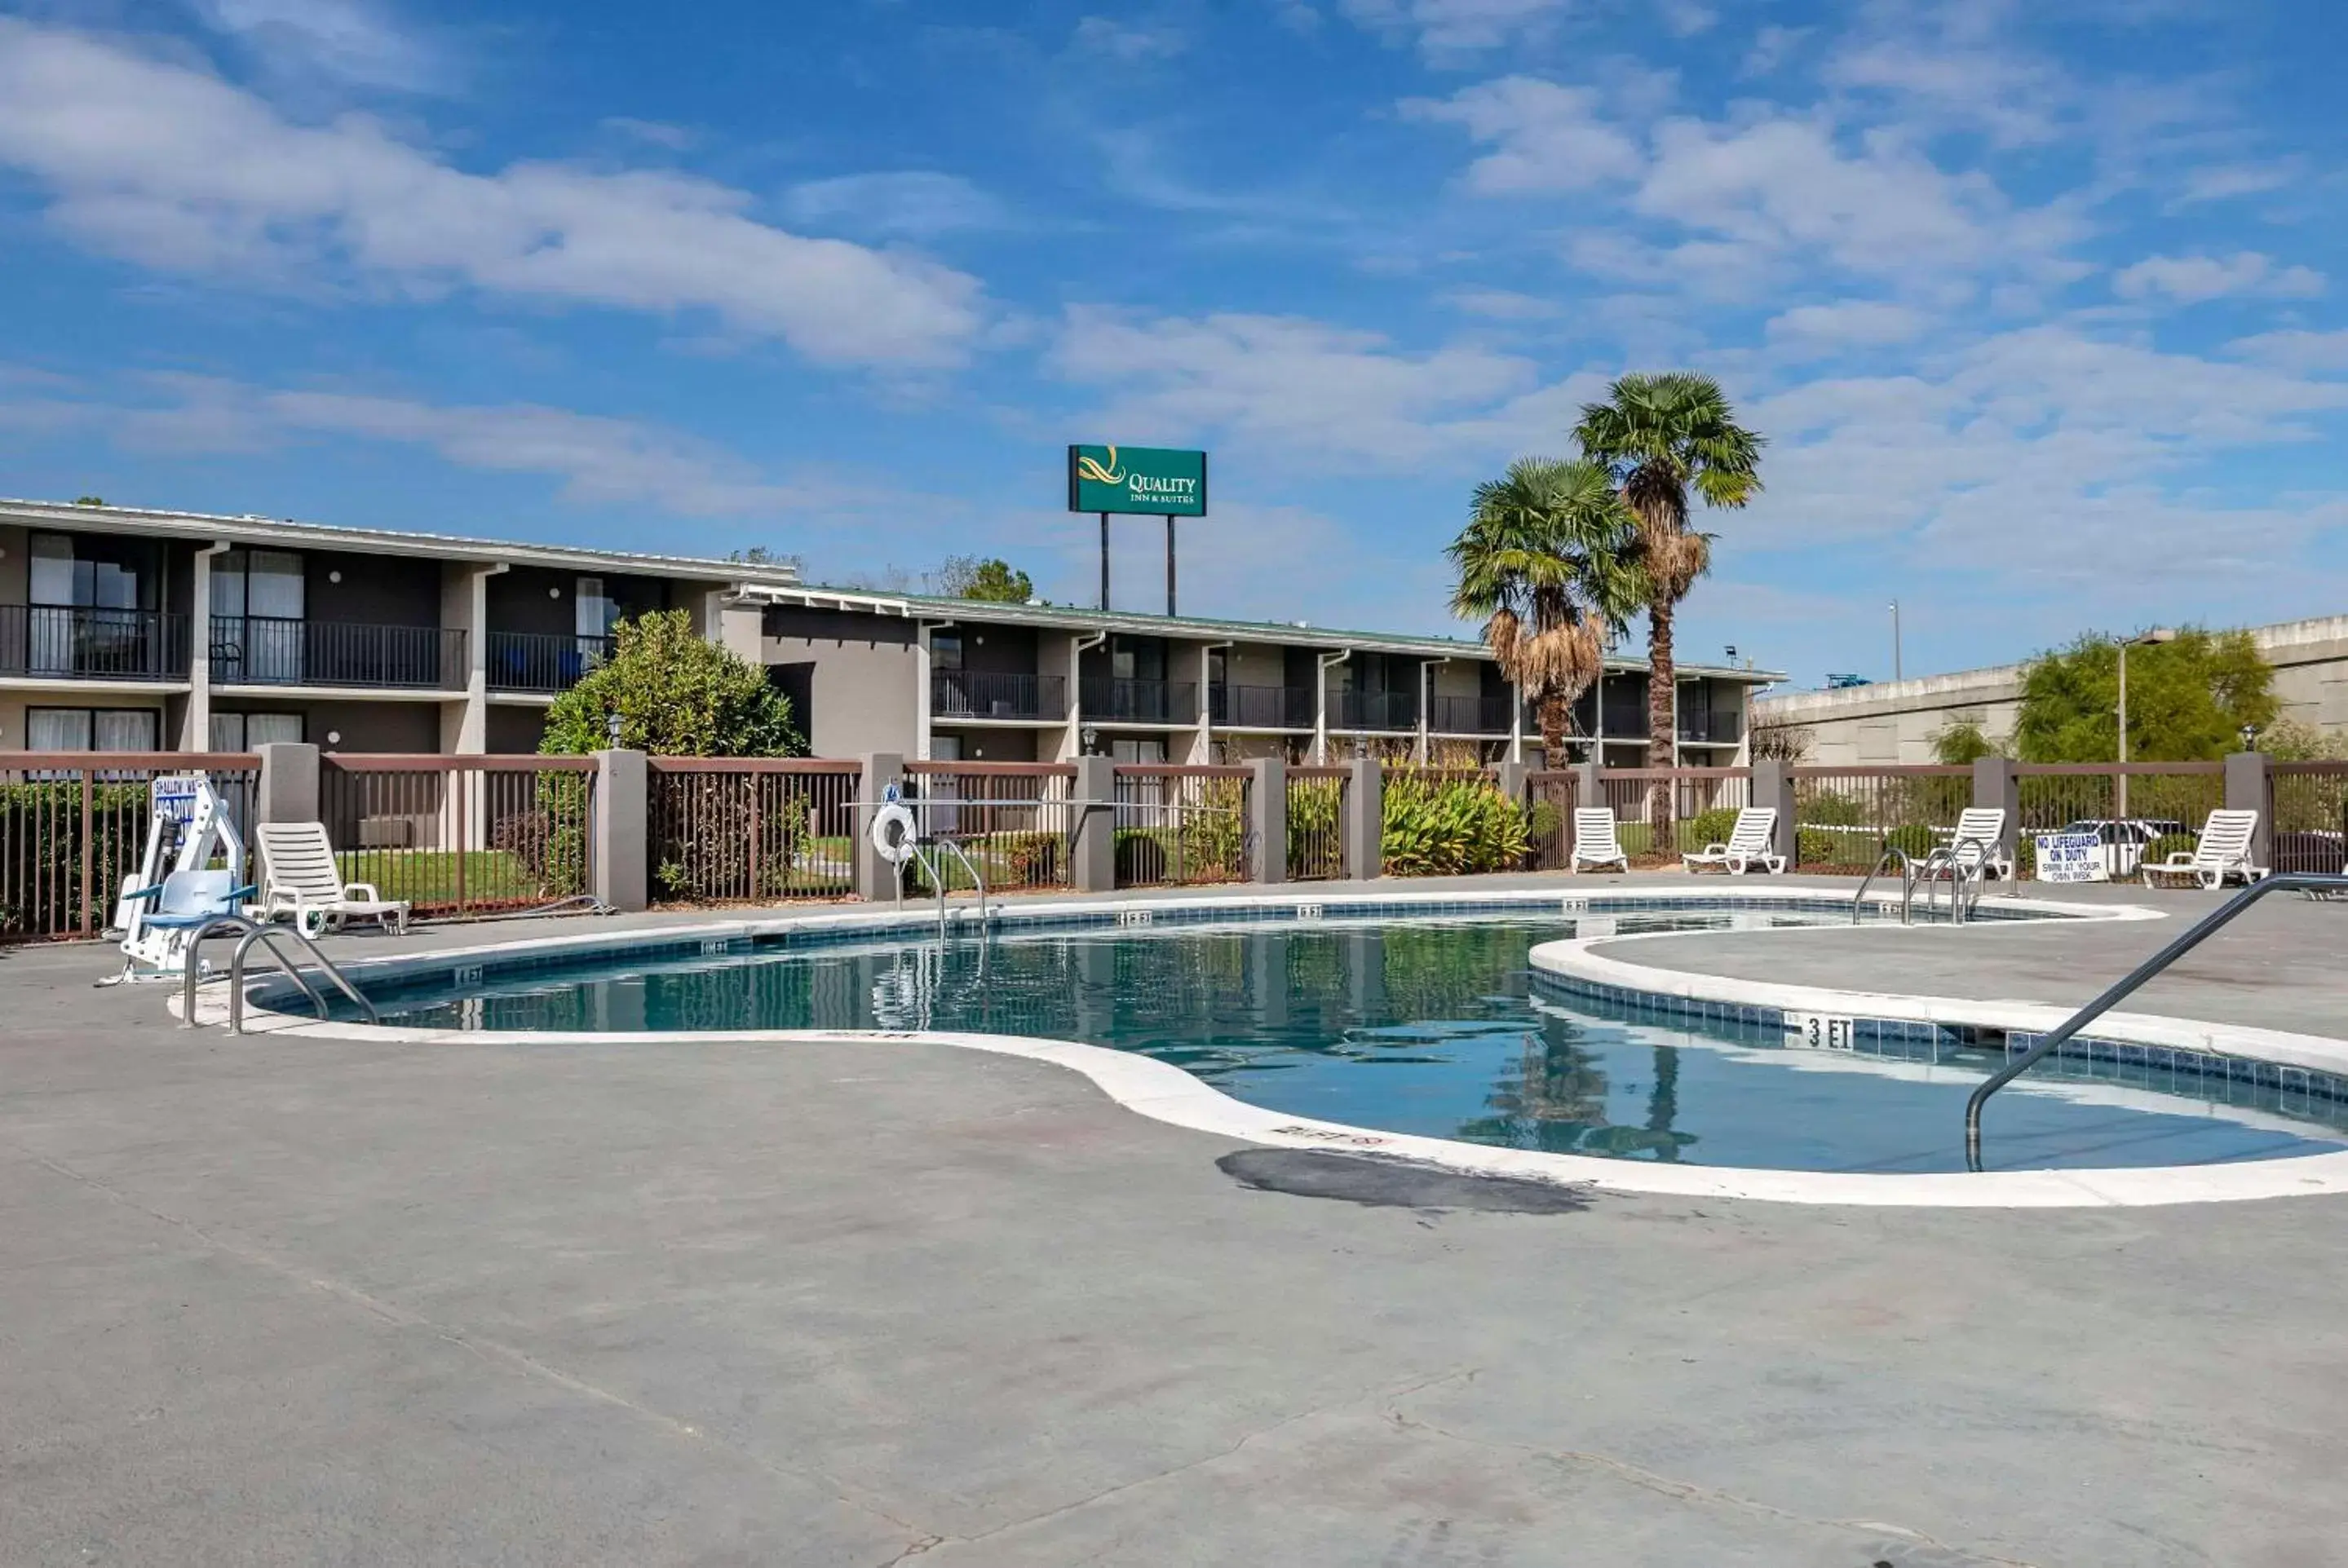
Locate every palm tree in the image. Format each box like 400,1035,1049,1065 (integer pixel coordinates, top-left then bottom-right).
1572,373,1765,772
1448,457,1646,763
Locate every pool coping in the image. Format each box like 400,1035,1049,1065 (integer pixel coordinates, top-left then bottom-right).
180,884,2348,1209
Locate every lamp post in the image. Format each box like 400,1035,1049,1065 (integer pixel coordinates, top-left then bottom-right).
2116,627,2177,818
1889,602,1901,683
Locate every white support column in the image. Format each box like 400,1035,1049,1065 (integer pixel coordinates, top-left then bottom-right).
1670,674,1684,769
1413,659,1433,763
440,562,502,756
1593,665,1608,770
1189,642,1220,765
1059,632,1101,762
1507,679,1523,766
183,541,230,752
1314,650,1349,766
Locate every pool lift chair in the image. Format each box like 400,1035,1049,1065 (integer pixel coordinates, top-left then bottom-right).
103,773,258,986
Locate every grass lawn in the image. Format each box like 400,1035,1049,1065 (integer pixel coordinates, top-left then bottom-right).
335,850,571,908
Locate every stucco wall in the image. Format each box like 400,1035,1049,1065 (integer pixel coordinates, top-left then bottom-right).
761,607,918,758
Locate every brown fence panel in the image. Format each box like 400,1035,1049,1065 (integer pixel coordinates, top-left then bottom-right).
1524,770,1576,868
321,754,597,917
1789,766,1972,871
648,757,860,904
1286,766,1347,881
1,752,259,942
2271,762,2348,874
1113,765,1252,887
903,761,1079,894
1593,767,1753,864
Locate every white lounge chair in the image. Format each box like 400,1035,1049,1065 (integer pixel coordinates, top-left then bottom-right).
2142,809,2267,890
1571,808,1629,873
1939,807,2013,882
256,823,411,935
1683,806,1784,874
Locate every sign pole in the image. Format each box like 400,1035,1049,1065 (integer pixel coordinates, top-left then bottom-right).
1165,515,1176,617
1099,511,1110,612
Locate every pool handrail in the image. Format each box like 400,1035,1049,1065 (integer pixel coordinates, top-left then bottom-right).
1853,844,1921,925
1963,872,2348,1168
228,922,380,1033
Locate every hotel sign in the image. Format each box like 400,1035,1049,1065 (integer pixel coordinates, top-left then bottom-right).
1068,444,1208,517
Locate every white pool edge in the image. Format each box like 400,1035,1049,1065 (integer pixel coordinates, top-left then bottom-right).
183,884,2348,1210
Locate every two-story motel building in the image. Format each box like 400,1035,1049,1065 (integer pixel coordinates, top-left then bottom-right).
0,498,1779,765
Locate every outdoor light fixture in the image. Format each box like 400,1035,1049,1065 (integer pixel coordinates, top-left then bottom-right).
2242,723,2262,752
1081,726,1099,754
551,586,562,598
327,569,342,583
607,713,624,747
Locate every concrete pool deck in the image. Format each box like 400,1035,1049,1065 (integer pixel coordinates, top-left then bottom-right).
6,874,2348,1563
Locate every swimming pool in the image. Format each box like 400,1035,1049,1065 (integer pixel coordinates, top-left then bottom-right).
337,903,2348,1175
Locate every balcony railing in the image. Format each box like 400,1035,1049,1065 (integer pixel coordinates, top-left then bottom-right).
489,631,614,693
212,616,466,689
1676,713,1744,745
1210,683,1316,729
1333,690,1419,731
1080,678,1197,724
931,669,1067,721
1427,694,1516,735
0,605,190,682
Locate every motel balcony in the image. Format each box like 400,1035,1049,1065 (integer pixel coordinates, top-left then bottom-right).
931,670,1068,722
488,630,617,694
210,616,467,690
1426,694,1517,735
1209,683,1316,729
0,605,191,682
1080,677,1198,725
1333,690,1420,732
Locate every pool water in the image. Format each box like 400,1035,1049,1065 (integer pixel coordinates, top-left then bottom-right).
360,913,2348,1173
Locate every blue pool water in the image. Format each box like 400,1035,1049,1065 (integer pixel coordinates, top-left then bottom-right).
355,912,2348,1173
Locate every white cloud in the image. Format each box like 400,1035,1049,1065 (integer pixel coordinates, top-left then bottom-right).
1069,15,1187,60
1050,307,1537,466
2226,330,2348,374
602,117,695,151
1403,77,1643,193
1340,0,1572,60
187,0,444,91
0,20,986,368
1741,326,2348,585
1764,301,1930,355
1441,288,1565,320
1740,24,1807,77
1821,38,2066,148
783,172,1007,238
2112,252,2324,304
2171,161,2297,205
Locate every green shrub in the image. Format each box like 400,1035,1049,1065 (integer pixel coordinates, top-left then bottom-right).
1380,771,1530,877
652,775,809,900
1116,828,1171,885
1174,777,1248,881
1800,790,1866,826
998,831,1061,886
543,608,800,758
1885,822,1938,859
1796,828,1837,867
1683,806,1741,851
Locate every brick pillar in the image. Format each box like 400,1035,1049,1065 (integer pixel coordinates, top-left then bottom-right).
254,742,320,828
1249,756,1287,885
1751,757,1797,868
1071,755,1117,893
1973,756,2020,875
1344,756,1383,881
855,753,905,903
2226,751,2272,872
592,749,647,912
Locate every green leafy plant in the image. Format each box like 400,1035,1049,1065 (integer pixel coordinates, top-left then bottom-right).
0,780,150,936
1380,771,1531,877
1287,777,1344,877
542,608,801,759
2015,628,2275,763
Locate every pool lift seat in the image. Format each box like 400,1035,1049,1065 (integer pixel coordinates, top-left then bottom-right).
104,773,257,986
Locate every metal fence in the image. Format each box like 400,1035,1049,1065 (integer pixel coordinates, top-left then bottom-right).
2270,762,2348,874
319,754,597,917
2013,763,2225,841
1594,767,1753,864
1112,765,1252,887
1789,766,1972,871
648,757,861,904
1525,770,1577,869
0,752,259,940
1286,766,1347,881
902,762,1079,894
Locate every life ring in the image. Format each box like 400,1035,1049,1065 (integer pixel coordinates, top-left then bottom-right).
870,802,919,864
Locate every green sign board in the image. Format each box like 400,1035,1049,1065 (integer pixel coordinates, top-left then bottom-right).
1068,444,1207,517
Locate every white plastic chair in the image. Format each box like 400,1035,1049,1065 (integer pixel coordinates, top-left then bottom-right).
2142,809,2267,890
1683,806,1784,874
257,822,412,935
1943,807,2012,881
1571,808,1629,873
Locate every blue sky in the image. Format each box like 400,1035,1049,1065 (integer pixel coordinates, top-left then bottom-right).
0,0,2342,687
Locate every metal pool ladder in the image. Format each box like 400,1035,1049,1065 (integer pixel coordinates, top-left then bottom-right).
904,837,989,939
1963,872,2348,1169
178,912,380,1033
1853,835,1996,925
